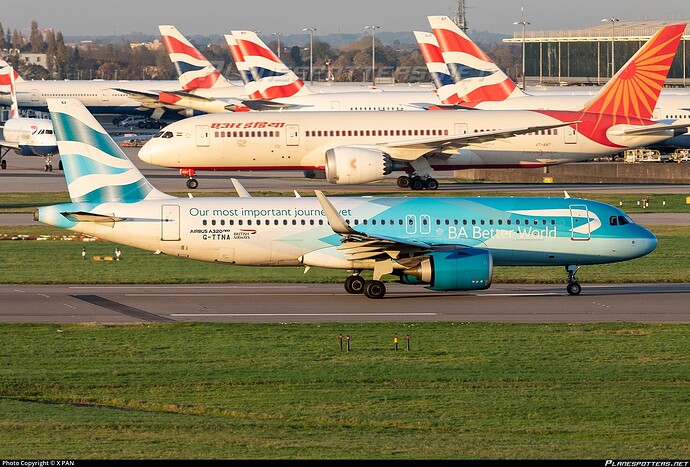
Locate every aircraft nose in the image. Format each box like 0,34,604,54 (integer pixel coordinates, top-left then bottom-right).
635,227,658,257
138,142,154,164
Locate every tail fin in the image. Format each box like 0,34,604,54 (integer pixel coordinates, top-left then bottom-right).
47,98,172,203
225,34,251,85
580,24,685,120
428,15,521,106
413,31,461,104
231,30,314,100
159,25,229,91
0,58,25,85
224,33,264,99
8,65,19,119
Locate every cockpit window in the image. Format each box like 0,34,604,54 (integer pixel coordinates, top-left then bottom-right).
45,129,53,134
154,131,173,138
610,215,632,226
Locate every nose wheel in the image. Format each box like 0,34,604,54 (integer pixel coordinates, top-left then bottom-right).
186,178,199,189
566,265,581,295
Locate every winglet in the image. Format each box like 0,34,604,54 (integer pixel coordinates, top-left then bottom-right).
314,190,355,235
231,178,251,197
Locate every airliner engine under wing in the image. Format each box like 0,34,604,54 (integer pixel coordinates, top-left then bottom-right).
37,98,657,299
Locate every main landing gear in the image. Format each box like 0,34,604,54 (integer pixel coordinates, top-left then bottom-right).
344,273,386,299
397,175,439,191
566,265,582,295
180,168,199,189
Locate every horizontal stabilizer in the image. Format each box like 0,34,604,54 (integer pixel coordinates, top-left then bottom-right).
240,99,306,111
61,211,126,223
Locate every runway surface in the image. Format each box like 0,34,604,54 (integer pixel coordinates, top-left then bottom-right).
2,283,689,324
3,147,690,195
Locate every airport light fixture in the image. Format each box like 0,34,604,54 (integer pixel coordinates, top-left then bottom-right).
364,25,380,86
601,17,619,78
272,32,282,58
513,10,530,91
303,27,317,85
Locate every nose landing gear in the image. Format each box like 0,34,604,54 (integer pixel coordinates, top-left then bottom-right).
566,265,582,295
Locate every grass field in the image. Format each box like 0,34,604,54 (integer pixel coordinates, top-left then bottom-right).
1,322,688,459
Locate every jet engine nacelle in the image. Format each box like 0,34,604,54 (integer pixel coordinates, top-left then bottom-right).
401,249,493,291
325,147,392,185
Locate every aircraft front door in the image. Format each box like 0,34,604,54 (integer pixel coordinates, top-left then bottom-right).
570,204,590,241
161,204,180,241
31,89,39,102
196,125,210,147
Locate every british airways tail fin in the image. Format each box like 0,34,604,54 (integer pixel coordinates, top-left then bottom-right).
8,65,19,119
580,24,685,119
428,15,522,106
413,31,461,105
0,58,25,85
159,25,229,91
47,98,172,204
224,33,264,100
231,30,314,100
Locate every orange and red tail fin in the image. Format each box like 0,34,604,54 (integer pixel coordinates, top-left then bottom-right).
581,24,686,120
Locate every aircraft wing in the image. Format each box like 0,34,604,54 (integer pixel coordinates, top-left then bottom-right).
315,190,468,263
112,87,188,111
0,138,20,150
377,121,580,162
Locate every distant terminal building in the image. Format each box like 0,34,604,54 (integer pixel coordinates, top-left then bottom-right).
504,20,689,87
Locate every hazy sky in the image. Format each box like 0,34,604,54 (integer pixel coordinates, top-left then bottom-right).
3,0,690,37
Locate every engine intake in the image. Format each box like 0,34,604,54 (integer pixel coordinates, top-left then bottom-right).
325,147,392,184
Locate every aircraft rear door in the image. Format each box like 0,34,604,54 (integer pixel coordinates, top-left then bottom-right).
31,89,39,102
564,124,577,144
286,124,299,146
569,204,590,240
196,125,210,147
161,204,180,241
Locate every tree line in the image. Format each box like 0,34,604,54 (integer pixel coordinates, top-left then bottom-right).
0,21,521,84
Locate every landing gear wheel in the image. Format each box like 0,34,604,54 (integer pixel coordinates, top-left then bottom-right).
397,176,411,188
363,280,386,299
410,177,424,191
567,282,582,296
48,164,52,172
58,160,63,170
0,160,5,170
424,178,439,190
186,178,199,189
344,275,366,294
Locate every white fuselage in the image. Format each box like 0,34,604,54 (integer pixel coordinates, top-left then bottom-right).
138,108,670,177
1,117,57,156
0,79,193,115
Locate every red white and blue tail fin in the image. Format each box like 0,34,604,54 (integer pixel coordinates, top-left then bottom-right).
231,30,314,100
0,58,25,85
224,33,263,99
428,15,522,107
159,25,230,91
8,65,19,119
413,31,461,105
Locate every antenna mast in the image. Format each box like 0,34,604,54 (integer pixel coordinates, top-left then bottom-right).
455,0,469,31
